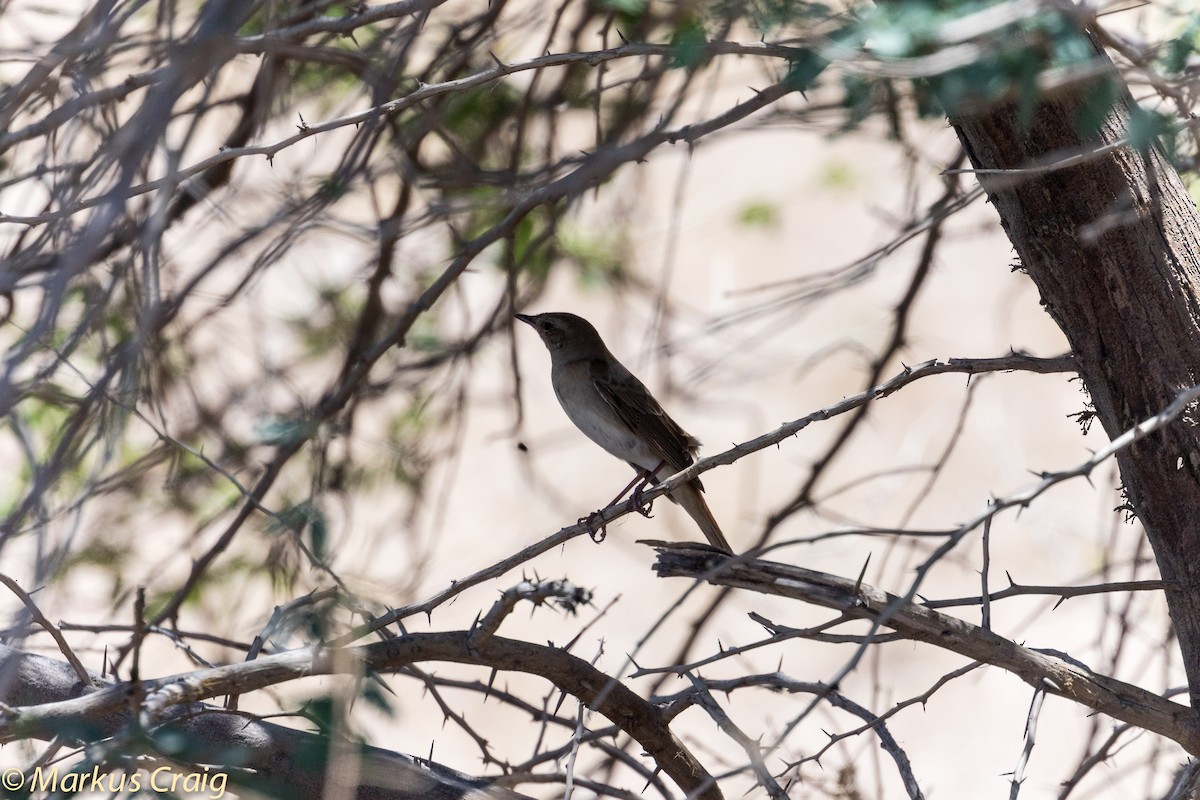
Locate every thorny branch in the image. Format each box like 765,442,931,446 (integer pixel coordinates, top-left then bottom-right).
1,0,1196,797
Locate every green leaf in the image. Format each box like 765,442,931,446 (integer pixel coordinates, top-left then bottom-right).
818,160,858,190
839,73,874,130
1162,16,1200,75
1004,46,1042,129
360,677,397,716
257,417,317,447
510,209,557,280
1074,75,1119,137
597,0,644,13
308,504,328,561
1127,104,1170,153
786,48,829,92
559,225,628,287
300,697,336,735
1162,34,1195,74
670,18,708,69
736,200,781,229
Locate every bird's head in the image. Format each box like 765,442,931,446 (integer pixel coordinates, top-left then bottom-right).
515,312,607,359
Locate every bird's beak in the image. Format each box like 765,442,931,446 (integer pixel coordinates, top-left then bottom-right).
514,314,536,327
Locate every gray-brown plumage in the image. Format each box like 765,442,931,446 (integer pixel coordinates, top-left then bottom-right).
516,311,732,553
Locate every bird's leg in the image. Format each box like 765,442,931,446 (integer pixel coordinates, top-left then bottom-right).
580,463,667,543
580,472,643,543
629,460,666,519
604,471,646,509
578,511,607,544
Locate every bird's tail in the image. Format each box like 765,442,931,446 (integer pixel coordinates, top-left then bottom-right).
670,480,733,553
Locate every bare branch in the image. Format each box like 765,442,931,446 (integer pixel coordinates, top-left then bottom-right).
652,545,1200,754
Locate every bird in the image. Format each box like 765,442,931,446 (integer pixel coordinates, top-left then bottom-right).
516,311,732,553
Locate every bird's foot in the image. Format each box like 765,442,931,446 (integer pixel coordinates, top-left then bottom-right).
579,511,607,543
630,482,655,519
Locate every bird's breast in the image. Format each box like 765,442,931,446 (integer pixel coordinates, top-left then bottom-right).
550,364,657,467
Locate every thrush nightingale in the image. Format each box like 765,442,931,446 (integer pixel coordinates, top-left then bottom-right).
516,311,732,553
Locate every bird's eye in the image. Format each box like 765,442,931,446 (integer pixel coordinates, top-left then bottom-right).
540,322,553,332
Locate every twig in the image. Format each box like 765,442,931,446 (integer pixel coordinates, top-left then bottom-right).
0,574,91,686
1008,685,1046,799
652,547,1200,754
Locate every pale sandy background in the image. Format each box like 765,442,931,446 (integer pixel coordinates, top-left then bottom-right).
0,3,1186,798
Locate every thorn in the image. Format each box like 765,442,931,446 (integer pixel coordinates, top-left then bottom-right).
852,553,872,595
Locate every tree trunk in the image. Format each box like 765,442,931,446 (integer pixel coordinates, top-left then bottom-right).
947,29,1200,722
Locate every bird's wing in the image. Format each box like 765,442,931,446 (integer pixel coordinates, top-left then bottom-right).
587,356,698,474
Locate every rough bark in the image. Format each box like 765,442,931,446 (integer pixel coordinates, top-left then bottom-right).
0,645,527,800
947,30,1200,713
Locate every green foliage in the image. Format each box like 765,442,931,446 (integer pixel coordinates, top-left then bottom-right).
786,48,831,92
714,0,832,34
289,284,366,357
756,0,824,33
670,17,710,69
1074,74,1120,138
774,0,1114,123
817,160,858,190
359,675,398,717
1185,173,1200,206
735,199,781,229
386,394,433,491
144,554,262,618
240,4,365,37
294,603,338,641
315,174,353,201
257,417,319,447
456,201,564,280
442,84,523,161
299,696,338,736
63,538,130,572
560,226,630,287
1161,13,1200,74
459,198,560,281
273,501,329,562
1127,104,1173,154
598,0,646,12
838,73,875,130
407,312,443,352
511,209,558,280
292,62,363,101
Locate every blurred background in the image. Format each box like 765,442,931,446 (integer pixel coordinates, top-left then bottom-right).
0,0,1196,797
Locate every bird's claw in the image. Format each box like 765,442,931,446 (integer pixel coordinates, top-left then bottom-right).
579,511,607,543
631,483,654,519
